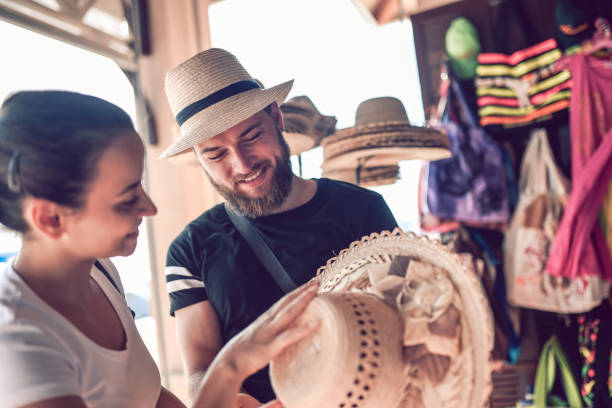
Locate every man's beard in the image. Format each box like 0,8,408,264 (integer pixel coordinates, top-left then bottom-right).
207,129,293,218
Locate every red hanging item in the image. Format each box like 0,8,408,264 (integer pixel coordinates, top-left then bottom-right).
546,44,612,281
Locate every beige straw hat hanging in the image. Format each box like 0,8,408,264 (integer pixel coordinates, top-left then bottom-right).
161,48,293,159
321,97,451,172
280,95,337,155
270,229,495,408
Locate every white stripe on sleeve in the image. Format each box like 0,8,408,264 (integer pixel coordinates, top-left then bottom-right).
167,279,204,294
165,266,195,278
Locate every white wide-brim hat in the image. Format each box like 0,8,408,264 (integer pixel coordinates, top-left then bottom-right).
161,48,293,158
270,229,495,408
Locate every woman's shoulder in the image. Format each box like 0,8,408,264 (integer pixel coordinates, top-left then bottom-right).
93,258,125,296
0,266,69,366
0,263,81,349
0,262,28,325
0,278,80,408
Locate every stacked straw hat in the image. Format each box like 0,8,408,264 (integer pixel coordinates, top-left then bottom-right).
321,97,451,173
161,48,293,159
322,165,400,187
280,95,337,155
270,229,495,408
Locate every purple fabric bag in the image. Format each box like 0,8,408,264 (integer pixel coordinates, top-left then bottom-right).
426,76,510,224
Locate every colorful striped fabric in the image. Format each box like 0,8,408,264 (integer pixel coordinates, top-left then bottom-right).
475,38,572,129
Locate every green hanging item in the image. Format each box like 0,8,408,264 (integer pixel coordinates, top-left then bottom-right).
445,17,481,80
533,335,583,408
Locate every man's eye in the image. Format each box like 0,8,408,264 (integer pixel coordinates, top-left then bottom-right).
206,151,225,161
243,132,261,143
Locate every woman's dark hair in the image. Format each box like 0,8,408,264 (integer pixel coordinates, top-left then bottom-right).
0,90,135,233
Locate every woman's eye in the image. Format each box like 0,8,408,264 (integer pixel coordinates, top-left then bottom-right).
120,197,139,208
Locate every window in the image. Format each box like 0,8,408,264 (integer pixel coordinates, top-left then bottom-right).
0,19,157,361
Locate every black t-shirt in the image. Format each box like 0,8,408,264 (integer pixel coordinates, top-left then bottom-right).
165,178,398,402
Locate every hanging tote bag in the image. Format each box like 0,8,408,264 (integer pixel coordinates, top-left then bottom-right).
504,129,608,313
475,0,572,133
426,73,510,225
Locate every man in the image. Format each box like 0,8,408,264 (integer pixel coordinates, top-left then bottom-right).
162,48,398,404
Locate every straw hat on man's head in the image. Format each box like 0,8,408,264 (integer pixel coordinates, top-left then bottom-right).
161,48,293,158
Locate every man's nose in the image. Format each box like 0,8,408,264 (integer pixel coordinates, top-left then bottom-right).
230,148,254,175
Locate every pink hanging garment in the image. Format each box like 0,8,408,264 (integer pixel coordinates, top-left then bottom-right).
546,53,612,281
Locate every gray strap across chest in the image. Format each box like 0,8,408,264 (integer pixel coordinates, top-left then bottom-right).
224,204,297,294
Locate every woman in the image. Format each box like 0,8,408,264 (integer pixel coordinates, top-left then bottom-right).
0,91,318,408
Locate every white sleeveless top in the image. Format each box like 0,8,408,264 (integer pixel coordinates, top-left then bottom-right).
0,258,161,408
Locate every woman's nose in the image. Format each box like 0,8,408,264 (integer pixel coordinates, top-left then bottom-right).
140,191,157,216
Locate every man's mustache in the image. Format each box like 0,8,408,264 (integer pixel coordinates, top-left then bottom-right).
232,160,270,185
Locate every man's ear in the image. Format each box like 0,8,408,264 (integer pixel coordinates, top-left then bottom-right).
193,145,209,171
269,102,285,131
24,198,67,239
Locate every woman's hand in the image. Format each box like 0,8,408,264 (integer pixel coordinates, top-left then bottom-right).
192,280,320,408
233,393,260,408
233,394,284,408
259,400,283,408
220,279,320,379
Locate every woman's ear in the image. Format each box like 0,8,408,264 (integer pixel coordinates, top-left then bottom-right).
23,198,67,239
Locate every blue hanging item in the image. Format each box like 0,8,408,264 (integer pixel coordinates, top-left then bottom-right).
426,66,511,225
